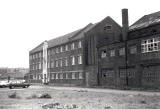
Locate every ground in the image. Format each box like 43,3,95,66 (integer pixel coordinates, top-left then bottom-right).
0,85,160,109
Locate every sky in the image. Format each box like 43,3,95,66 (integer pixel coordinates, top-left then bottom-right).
0,0,160,68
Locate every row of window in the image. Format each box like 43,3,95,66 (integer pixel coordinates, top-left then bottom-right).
51,72,83,79
101,68,136,78
30,55,82,70
49,55,82,68
101,37,160,58
101,46,137,58
30,41,82,60
49,41,82,55
29,72,83,80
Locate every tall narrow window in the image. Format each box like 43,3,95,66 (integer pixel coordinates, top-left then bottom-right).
65,45,68,51
56,48,59,53
64,57,68,66
39,63,41,69
60,46,63,52
51,61,54,68
78,41,82,48
78,55,82,64
59,59,62,67
71,43,75,50
72,72,76,79
55,60,58,67
71,56,75,65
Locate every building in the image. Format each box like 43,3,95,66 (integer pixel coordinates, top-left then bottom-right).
0,68,29,80
29,23,94,86
29,9,160,88
96,9,160,88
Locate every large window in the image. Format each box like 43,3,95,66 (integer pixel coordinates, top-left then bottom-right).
141,37,160,53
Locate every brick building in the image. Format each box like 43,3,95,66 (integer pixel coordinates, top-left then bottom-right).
96,9,160,88
29,9,160,88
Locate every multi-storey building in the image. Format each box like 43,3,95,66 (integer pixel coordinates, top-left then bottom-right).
95,9,160,88
29,23,94,85
29,9,160,88
28,16,121,86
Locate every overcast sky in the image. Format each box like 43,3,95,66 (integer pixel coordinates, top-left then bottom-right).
0,0,160,68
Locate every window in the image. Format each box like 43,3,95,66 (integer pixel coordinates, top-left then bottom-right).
51,49,55,55
51,61,54,68
32,54,35,59
141,37,160,53
119,47,125,56
110,50,115,57
65,45,68,51
78,55,82,64
60,73,63,79
64,58,68,66
104,25,112,30
48,50,50,56
79,72,83,79
30,75,33,79
130,46,137,54
78,41,82,48
47,62,50,68
51,74,55,79
66,73,69,79
101,50,107,58
72,72,76,79
102,69,114,78
71,43,75,50
71,56,75,65
55,60,58,67
39,52,41,57
60,46,63,52
39,63,41,69
55,73,58,79
56,48,59,53
59,59,62,67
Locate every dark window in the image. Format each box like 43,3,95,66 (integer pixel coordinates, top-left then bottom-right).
104,25,112,30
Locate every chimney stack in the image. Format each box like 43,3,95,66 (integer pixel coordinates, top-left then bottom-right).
122,9,129,41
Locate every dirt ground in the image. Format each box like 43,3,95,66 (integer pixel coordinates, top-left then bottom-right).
0,85,160,109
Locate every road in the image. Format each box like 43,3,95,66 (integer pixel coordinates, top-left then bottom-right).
0,85,160,109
